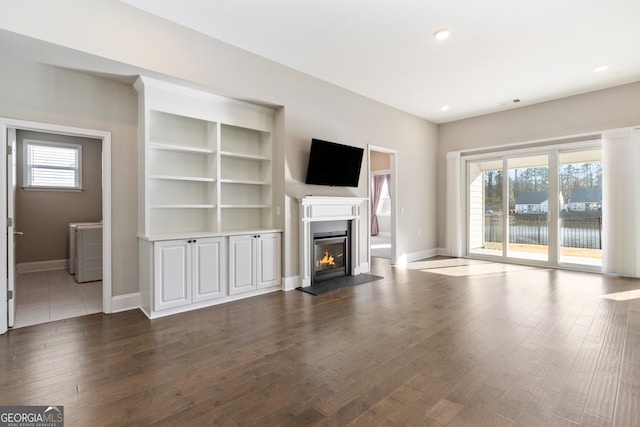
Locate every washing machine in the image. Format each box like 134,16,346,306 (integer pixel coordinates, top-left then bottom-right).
74,224,103,283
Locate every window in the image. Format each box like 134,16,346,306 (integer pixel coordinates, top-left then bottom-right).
376,177,391,216
24,140,82,189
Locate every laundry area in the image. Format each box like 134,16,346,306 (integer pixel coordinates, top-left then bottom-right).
11,130,103,328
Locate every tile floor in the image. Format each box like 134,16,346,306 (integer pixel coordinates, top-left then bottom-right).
13,269,102,328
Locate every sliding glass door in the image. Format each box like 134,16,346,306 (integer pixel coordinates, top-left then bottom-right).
507,155,549,262
558,149,602,266
466,144,602,269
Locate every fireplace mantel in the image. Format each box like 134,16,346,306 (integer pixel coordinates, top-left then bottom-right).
298,196,368,287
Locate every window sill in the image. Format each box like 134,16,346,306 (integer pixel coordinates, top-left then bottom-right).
22,186,83,192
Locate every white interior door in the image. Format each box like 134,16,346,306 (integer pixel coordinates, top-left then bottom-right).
7,128,17,328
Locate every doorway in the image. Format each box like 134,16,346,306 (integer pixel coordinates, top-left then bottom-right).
368,145,397,264
1,118,112,334
14,130,103,328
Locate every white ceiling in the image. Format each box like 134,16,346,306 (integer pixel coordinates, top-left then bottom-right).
120,0,640,123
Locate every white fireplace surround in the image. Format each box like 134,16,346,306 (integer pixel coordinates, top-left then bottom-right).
298,196,368,287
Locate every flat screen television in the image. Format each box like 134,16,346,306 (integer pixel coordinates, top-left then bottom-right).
305,138,364,187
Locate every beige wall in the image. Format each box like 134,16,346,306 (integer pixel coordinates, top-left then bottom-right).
0,1,438,290
438,81,640,248
0,56,138,296
16,130,102,263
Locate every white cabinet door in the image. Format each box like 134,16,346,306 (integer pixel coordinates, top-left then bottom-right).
155,240,191,311
228,235,256,295
192,237,226,302
256,233,281,289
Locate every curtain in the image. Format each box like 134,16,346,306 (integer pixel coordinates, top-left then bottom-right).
445,152,463,257
371,174,387,235
602,128,640,277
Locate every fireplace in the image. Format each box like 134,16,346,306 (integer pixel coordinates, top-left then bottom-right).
297,196,367,289
311,220,350,283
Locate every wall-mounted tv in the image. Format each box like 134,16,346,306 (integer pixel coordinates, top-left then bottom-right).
305,138,364,187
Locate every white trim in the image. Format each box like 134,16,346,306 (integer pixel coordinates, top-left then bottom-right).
359,261,370,273
17,259,68,274
367,144,398,265
22,186,84,192
0,117,112,335
396,248,441,265
282,275,300,291
111,292,140,313
445,151,464,257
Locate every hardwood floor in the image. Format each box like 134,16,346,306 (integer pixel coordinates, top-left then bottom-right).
1,257,639,426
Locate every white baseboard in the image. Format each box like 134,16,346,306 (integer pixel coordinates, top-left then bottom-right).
17,259,69,274
436,247,449,256
111,292,140,313
358,262,370,274
396,248,442,265
282,275,300,291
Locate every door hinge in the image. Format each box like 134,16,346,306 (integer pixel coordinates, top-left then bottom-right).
7,145,12,155
6,218,12,227
7,290,13,300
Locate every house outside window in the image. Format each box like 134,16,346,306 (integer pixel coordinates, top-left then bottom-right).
23,139,82,190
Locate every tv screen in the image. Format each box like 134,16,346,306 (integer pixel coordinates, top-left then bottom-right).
305,138,364,187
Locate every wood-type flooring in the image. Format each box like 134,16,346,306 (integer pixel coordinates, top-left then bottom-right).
1,257,639,426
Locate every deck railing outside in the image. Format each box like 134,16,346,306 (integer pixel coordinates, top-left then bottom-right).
484,213,602,249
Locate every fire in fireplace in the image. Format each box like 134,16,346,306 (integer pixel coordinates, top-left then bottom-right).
310,220,350,283
318,251,335,267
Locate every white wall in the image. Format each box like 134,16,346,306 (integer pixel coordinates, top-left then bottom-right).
438,81,640,248
0,1,438,288
0,55,138,296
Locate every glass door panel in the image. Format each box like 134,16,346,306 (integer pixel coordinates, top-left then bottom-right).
507,155,549,262
468,159,504,257
558,149,602,266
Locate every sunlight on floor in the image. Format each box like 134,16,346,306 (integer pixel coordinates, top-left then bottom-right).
600,289,640,301
405,258,539,277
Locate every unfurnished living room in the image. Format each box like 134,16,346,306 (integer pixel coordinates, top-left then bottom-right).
1,1,640,426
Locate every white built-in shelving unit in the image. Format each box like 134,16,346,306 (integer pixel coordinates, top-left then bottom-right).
136,79,275,237
135,76,281,319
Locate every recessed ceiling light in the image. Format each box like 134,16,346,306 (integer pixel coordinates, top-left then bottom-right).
440,105,450,111
434,29,451,41
594,64,609,73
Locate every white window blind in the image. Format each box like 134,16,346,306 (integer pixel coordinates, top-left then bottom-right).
24,140,82,189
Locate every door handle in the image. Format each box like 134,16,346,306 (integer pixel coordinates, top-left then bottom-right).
14,231,23,235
